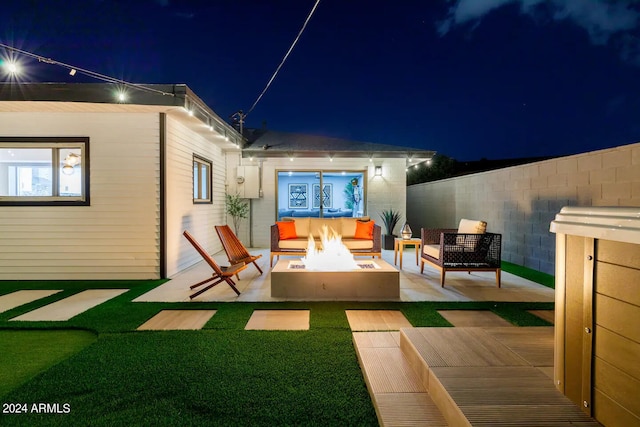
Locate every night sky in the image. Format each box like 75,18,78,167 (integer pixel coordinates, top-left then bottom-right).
2,0,640,161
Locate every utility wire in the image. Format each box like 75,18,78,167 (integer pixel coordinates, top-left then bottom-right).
0,42,174,97
245,0,320,116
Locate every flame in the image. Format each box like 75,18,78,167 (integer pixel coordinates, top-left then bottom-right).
301,225,359,271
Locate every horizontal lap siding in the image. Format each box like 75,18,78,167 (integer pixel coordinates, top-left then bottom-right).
0,112,160,280
164,116,226,277
593,240,640,425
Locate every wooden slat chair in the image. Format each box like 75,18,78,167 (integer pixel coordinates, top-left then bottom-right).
215,225,263,277
183,230,246,299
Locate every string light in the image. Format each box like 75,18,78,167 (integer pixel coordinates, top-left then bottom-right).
0,43,244,148
0,42,173,98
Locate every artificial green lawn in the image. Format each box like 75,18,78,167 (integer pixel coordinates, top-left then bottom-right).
0,330,96,398
502,261,555,288
0,277,553,426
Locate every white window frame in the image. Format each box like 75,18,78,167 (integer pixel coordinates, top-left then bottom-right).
193,155,212,204
0,137,89,206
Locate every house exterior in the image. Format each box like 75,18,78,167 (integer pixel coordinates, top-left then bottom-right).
231,129,434,248
0,83,434,280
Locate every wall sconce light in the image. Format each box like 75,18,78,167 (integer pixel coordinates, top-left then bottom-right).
375,166,382,176
66,153,81,166
62,164,74,175
62,152,81,175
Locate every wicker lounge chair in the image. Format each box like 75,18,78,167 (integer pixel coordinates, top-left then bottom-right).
420,219,502,287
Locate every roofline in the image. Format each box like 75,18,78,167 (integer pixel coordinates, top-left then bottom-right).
0,82,243,145
241,150,435,160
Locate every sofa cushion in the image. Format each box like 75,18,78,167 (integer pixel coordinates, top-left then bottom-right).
288,217,309,238
309,217,340,238
354,220,375,239
339,217,358,238
343,239,374,250
277,238,309,250
277,221,297,240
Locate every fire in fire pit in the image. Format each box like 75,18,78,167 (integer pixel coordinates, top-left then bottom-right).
301,226,359,271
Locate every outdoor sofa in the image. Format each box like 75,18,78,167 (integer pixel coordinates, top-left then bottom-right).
270,216,381,266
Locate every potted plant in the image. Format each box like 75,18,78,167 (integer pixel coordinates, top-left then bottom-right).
379,209,401,250
225,193,249,236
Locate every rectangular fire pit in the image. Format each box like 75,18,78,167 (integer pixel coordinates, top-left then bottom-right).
271,258,400,300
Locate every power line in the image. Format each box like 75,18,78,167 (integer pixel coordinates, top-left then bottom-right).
245,0,321,117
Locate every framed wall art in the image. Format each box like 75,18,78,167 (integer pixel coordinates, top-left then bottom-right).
312,183,332,209
288,183,308,209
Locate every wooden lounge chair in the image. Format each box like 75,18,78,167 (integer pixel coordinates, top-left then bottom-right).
215,225,263,277
183,230,246,299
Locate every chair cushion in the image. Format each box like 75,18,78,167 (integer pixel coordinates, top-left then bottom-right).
458,219,487,234
354,220,375,239
457,219,487,248
277,221,297,240
423,244,440,259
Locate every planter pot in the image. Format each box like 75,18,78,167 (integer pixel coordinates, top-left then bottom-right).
382,234,396,250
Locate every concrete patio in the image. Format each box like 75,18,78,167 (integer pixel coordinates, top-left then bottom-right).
134,248,555,303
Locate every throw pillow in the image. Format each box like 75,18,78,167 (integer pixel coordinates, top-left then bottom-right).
457,219,487,249
277,221,297,240
458,219,487,234
354,220,375,239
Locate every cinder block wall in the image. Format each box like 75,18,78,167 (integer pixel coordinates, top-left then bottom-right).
406,142,640,275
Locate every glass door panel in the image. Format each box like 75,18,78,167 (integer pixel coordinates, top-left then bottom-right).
276,171,320,220
276,170,366,220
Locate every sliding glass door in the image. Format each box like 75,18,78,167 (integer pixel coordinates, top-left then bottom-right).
276,170,365,220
